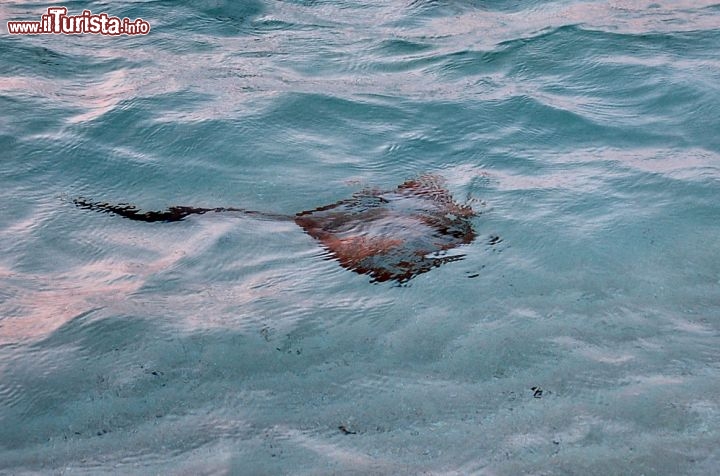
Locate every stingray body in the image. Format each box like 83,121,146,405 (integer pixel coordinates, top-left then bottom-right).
74,175,477,283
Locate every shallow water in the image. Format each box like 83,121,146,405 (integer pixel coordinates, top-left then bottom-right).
1,1,719,474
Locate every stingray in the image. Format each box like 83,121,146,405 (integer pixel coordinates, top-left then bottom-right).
74,174,479,283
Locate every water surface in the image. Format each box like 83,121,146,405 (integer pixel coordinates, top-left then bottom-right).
1,0,719,474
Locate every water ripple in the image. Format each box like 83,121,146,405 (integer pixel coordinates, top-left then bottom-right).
2,0,720,473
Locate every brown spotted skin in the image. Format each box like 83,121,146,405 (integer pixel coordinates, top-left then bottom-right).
294,175,476,282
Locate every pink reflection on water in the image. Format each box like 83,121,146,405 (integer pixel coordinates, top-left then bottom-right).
0,219,245,345
66,69,135,124
0,262,138,345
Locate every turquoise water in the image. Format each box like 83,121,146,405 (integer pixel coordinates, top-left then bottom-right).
2,0,720,473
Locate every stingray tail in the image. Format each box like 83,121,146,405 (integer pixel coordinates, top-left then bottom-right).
73,198,293,223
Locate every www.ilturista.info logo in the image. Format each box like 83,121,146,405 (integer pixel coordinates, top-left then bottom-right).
7,7,150,35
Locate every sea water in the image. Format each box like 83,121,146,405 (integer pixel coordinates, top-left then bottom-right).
1,1,719,474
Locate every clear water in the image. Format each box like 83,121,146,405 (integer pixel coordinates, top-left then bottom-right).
2,1,719,474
